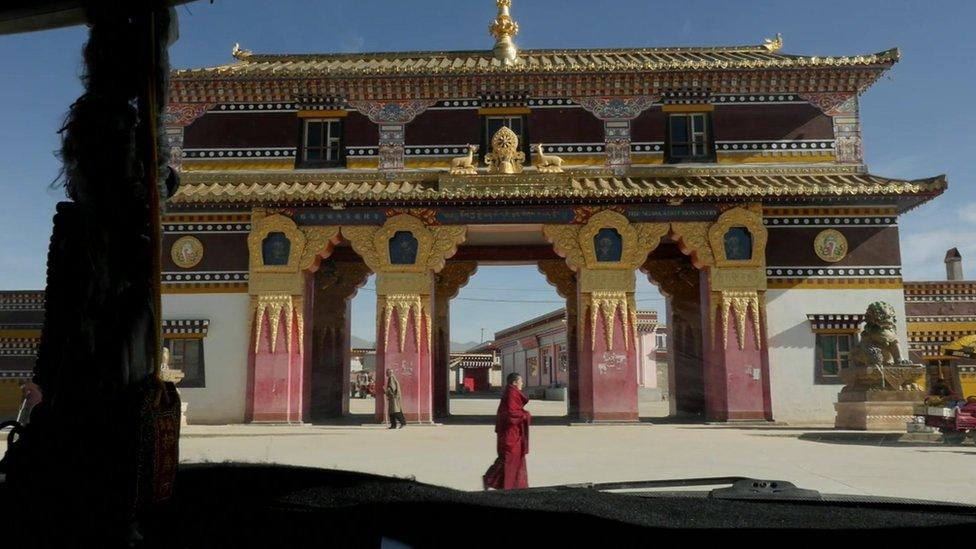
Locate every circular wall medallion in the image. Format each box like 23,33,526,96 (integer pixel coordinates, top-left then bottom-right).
814,229,848,263
171,236,204,269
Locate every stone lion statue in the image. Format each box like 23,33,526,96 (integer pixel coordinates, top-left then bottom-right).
851,301,901,368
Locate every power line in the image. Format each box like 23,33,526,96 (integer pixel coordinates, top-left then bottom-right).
357,285,665,298
353,286,664,304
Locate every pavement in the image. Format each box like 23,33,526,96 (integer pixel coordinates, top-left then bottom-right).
167,396,976,506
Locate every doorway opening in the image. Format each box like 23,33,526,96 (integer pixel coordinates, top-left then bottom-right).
307,244,373,423
642,240,707,420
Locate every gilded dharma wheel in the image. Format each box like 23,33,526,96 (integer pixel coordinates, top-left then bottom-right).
492,126,519,154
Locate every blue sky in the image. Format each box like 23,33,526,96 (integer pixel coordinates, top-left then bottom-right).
0,1,973,343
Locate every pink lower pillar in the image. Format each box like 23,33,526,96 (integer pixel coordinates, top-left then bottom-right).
250,305,304,423
375,300,434,424
577,302,639,422
701,286,769,422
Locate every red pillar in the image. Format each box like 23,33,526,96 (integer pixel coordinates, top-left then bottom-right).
249,295,305,423
431,292,450,419
577,293,639,422
375,290,434,424
701,276,769,422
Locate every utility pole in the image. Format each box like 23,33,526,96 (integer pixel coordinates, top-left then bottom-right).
481,328,485,343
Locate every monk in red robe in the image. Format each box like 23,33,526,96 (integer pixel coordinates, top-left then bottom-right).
483,372,530,490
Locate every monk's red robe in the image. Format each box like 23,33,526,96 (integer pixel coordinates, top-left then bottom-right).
483,384,530,490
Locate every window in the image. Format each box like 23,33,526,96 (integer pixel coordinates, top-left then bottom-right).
300,118,342,166
655,333,667,350
815,334,851,384
482,115,529,164
667,113,712,162
164,338,206,388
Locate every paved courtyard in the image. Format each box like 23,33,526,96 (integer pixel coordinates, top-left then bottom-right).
170,396,976,506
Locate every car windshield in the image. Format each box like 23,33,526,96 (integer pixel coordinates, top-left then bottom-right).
1,0,975,518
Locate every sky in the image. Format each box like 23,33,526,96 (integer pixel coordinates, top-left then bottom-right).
0,0,974,344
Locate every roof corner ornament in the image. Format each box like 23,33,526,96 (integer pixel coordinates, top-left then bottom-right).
763,33,783,52
232,42,252,60
489,0,520,66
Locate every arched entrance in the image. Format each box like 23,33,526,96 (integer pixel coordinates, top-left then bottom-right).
545,206,772,422
643,246,705,417
244,205,771,424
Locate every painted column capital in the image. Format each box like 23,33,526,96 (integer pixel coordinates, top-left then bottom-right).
347,100,437,172
574,96,659,121
163,103,214,127
544,209,670,272
573,96,659,171
247,211,341,295
347,99,437,124
341,214,466,275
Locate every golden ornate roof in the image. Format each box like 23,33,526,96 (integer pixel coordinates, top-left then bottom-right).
171,167,945,210
173,43,899,79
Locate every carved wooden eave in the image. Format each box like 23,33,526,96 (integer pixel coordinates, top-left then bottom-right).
169,42,899,103
169,167,946,213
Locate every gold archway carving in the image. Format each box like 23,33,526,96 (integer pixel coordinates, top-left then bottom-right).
544,210,669,271
341,214,466,274
708,206,768,268
247,212,342,275
669,222,715,269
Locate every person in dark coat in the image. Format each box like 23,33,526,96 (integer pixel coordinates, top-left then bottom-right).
385,369,406,429
483,372,530,490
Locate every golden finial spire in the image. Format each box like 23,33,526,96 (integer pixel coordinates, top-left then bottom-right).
489,0,520,66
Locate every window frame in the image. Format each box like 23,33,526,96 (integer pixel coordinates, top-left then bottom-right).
163,337,206,388
297,117,344,168
480,114,531,165
814,333,852,385
665,112,714,163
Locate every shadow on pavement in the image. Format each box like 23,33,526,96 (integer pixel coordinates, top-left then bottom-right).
439,414,570,426
782,432,951,448
308,414,381,427
439,415,661,426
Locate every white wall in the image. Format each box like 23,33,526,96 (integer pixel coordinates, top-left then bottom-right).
163,293,250,424
765,287,908,425
489,368,502,388
636,331,657,388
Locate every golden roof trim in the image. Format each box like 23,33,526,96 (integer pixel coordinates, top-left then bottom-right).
172,45,899,79
170,169,946,205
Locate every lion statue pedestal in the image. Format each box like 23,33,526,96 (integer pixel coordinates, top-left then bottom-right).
834,302,926,430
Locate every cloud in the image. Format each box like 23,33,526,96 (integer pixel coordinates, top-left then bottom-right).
958,205,976,224
901,228,976,280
